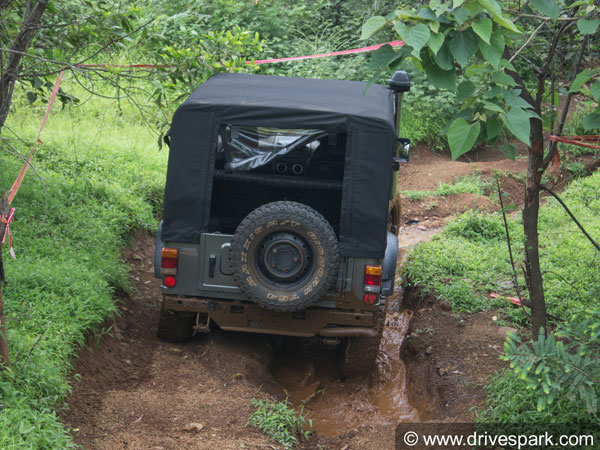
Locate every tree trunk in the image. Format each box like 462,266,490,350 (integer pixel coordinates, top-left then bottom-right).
0,0,49,132
0,195,10,368
524,118,547,339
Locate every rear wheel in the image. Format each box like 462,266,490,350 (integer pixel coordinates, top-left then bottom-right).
389,197,402,236
339,307,386,378
156,302,195,342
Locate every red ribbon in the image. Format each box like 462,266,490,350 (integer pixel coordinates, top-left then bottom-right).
549,135,600,151
1,208,15,259
249,40,404,65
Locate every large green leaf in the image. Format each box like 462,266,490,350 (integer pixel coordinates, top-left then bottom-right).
448,118,481,160
361,16,387,40
569,69,591,93
472,17,493,44
590,80,600,101
577,19,600,35
423,51,457,90
503,89,534,110
406,24,431,58
367,44,398,71
457,80,477,101
476,0,521,32
479,30,505,69
454,8,470,25
395,21,408,39
491,71,517,86
486,118,502,139
530,0,560,22
582,112,600,131
449,29,479,66
504,107,531,145
434,41,455,70
430,0,447,16
482,101,505,113
428,32,445,55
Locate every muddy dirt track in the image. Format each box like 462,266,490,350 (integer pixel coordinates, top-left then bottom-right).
63,144,581,449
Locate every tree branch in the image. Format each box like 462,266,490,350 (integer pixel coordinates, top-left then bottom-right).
543,35,590,170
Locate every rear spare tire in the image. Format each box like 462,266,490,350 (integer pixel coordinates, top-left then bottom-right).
230,201,339,312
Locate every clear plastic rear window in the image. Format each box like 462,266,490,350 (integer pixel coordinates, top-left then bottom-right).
219,125,326,172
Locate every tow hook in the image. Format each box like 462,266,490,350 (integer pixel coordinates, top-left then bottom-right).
193,313,211,333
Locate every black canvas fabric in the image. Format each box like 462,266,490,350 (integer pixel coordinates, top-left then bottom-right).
162,72,396,258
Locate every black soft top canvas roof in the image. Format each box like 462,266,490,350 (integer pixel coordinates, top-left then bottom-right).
162,72,396,258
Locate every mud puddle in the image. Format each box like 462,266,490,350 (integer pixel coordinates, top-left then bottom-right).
271,225,441,437
271,292,416,437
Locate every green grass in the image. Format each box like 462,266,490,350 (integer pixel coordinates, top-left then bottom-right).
401,173,491,201
404,171,600,320
246,398,311,449
0,75,166,448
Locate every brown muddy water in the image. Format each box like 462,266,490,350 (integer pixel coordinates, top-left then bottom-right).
271,224,442,437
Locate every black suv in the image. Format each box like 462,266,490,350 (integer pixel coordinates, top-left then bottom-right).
155,71,411,375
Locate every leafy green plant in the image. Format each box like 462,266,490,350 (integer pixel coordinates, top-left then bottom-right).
503,311,600,414
246,398,311,449
363,0,600,338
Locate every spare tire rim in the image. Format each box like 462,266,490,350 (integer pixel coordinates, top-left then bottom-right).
257,231,312,284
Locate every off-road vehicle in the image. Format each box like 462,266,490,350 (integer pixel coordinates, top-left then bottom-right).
154,71,411,376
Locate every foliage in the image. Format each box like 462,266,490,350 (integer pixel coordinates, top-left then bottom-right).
150,28,263,131
1,0,143,114
479,367,600,427
246,398,311,449
0,78,164,448
362,0,599,159
503,310,600,414
479,309,600,429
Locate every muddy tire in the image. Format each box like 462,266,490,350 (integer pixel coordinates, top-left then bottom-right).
339,307,386,378
156,303,195,342
230,201,339,312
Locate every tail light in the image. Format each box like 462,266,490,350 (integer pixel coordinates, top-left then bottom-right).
161,247,178,276
163,276,177,289
364,265,382,293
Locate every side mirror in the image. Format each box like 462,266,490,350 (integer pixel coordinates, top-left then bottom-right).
393,138,411,169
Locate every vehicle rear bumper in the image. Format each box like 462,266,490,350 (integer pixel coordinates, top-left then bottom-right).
162,294,377,338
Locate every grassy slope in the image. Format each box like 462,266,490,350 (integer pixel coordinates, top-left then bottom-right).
404,173,600,321
0,78,166,448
